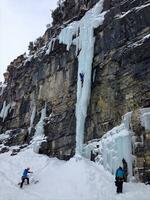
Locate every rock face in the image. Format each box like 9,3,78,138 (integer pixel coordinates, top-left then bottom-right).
0,0,150,181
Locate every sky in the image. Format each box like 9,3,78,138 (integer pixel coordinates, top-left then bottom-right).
0,0,58,82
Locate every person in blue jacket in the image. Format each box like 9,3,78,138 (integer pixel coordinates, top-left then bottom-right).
115,166,125,193
20,167,33,188
79,72,84,88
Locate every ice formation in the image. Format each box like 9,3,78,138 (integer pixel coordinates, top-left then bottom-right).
28,95,36,134
140,108,150,130
0,101,11,122
59,0,107,155
45,38,56,55
0,82,7,96
30,106,36,128
122,111,132,130
84,112,133,179
32,104,47,153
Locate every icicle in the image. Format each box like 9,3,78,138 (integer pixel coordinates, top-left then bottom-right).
29,94,36,130
45,38,56,55
122,111,133,131
46,40,53,55
0,101,11,122
0,83,7,96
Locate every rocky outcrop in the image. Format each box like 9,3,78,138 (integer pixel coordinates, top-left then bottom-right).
0,0,150,180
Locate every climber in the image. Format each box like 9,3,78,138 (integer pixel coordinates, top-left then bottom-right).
79,72,84,87
122,158,128,182
115,166,125,193
20,167,33,188
90,145,101,162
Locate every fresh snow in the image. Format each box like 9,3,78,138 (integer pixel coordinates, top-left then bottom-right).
116,2,150,19
59,0,107,155
0,148,150,200
128,33,150,49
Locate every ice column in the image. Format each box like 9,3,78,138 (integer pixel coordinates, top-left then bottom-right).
0,101,11,122
28,94,36,134
59,0,106,155
140,108,150,130
33,104,46,153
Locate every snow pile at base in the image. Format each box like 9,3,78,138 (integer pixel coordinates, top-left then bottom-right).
59,0,107,155
84,112,133,179
32,105,46,153
0,148,150,200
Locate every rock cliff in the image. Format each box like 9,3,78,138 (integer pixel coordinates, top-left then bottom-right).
0,0,150,181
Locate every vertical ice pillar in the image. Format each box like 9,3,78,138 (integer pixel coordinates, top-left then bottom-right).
33,103,47,153
75,1,106,155
59,0,106,156
28,94,36,134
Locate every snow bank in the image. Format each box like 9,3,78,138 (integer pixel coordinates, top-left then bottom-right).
59,0,107,155
0,148,150,200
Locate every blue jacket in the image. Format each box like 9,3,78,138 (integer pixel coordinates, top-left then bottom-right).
80,73,84,82
116,167,124,178
22,169,30,177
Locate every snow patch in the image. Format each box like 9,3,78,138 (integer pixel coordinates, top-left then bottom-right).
116,2,150,19
0,148,150,200
128,33,150,48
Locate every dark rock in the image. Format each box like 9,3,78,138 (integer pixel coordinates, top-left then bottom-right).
10,148,20,156
0,146,9,153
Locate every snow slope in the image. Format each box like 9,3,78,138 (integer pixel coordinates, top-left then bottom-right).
0,148,150,200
